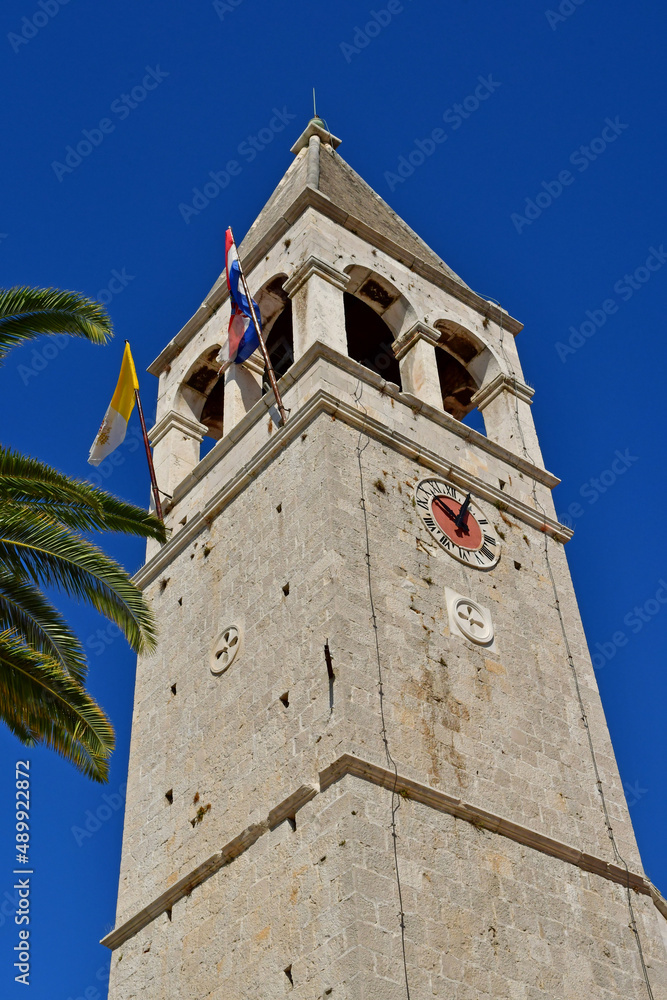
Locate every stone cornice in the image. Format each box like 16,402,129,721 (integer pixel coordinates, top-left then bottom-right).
147,188,523,378
472,373,535,410
283,255,350,298
148,410,208,448
133,347,569,592
101,753,665,952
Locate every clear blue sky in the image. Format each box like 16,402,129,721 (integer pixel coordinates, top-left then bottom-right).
1,1,666,996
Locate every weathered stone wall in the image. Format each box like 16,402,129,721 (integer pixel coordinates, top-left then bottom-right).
108,359,659,1000
108,778,667,1000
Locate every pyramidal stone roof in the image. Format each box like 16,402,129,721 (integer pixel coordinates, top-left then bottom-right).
201,119,470,309
237,118,468,288
150,120,521,375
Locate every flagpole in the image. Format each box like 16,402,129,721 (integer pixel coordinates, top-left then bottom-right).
133,388,164,521
229,227,288,427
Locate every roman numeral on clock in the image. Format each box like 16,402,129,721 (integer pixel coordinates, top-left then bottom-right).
484,534,496,547
480,544,494,561
421,482,441,497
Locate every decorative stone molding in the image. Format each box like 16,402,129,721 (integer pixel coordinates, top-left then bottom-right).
283,256,350,299
149,410,208,448
147,208,523,378
471,372,535,410
101,752,664,951
391,320,440,360
135,346,570,590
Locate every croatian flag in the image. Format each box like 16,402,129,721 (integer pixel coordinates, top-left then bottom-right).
218,228,262,367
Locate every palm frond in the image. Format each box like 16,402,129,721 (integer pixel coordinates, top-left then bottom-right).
0,446,165,542
0,509,157,653
0,286,112,362
0,570,88,682
0,631,114,782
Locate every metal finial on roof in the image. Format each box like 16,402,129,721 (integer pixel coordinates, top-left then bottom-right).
309,88,327,130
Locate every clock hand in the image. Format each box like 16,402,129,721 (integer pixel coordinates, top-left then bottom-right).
433,496,469,535
433,497,457,521
455,493,472,529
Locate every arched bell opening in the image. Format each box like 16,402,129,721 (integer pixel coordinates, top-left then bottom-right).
434,319,485,364
178,346,225,461
344,293,402,388
433,319,487,433
200,377,224,439
181,347,220,415
256,275,294,392
344,265,415,340
435,348,478,421
264,301,294,381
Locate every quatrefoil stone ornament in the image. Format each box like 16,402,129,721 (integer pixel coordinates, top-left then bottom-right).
454,598,494,645
210,625,241,675
445,587,496,650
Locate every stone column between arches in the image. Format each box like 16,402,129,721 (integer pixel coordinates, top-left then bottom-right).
223,353,265,431
471,373,544,466
392,321,445,410
149,409,208,499
284,256,349,360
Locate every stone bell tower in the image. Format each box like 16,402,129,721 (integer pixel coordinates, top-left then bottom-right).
104,119,667,999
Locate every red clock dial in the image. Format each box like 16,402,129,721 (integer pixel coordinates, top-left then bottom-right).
431,496,483,550
415,478,500,569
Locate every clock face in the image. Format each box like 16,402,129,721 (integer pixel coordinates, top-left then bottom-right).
415,478,500,569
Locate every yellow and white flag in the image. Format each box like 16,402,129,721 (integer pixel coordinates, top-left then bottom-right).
88,343,139,466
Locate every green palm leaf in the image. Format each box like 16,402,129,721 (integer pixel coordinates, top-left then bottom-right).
0,506,158,654
0,281,163,781
0,447,166,542
0,570,88,682
0,286,112,362
0,630,114,782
